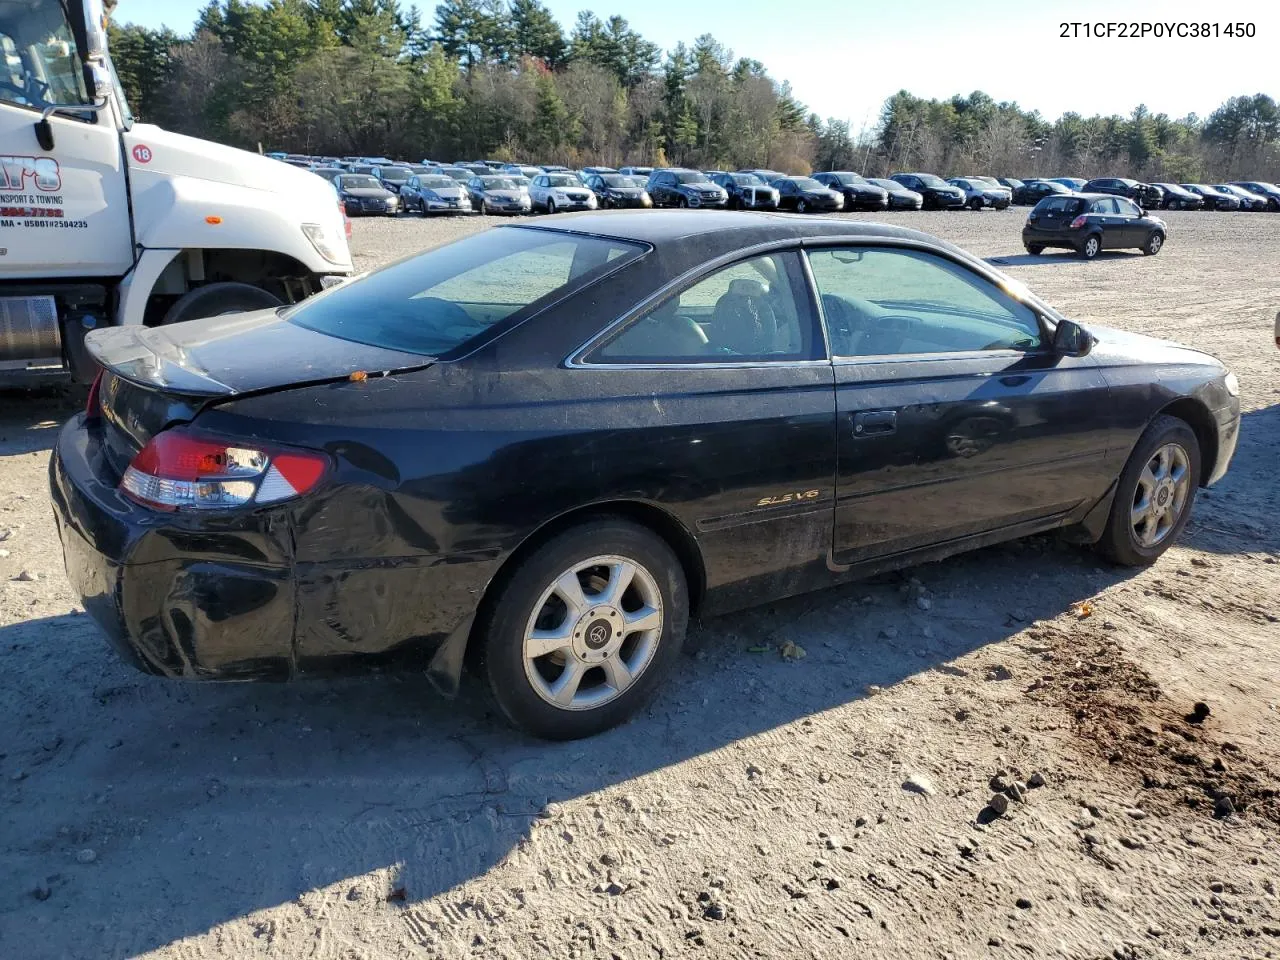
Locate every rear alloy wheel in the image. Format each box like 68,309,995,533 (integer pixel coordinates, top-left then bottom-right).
1143,231,1165,256
1080,235,1102,259
161,281,282,325
1097,415,1200,566
480,519,688,739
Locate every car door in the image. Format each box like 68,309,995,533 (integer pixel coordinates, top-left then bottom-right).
0,16,132,280
804,244,1112,566
1112,196,1146,245
572,249,837,610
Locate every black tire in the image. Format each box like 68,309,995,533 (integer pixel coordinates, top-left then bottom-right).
796,199,808,214
1024,244,1044,255
546,197,557,215
161,281,282,325
1096,415,1200,566
1142,231,1165,256
677,195,689,208
479,519,689,740
1079,234,1102,259
968,197,983,211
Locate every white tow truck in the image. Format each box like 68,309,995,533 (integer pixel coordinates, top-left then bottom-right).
0,0,352,384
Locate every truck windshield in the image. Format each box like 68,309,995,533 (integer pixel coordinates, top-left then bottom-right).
0,0,93,110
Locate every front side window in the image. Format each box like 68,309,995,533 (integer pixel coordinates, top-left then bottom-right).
289,228,647,357
0,7,92,111
807,247,1043,358
591,253,816,364
1116,197,1142,216
1090,198,1119,214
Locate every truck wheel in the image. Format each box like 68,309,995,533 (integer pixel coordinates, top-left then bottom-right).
161,282,283,325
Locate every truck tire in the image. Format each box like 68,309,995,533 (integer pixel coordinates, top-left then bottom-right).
161,282,284,325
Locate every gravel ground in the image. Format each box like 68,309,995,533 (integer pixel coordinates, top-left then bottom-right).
2,208,1279,960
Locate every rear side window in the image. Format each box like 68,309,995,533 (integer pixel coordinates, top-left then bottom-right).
287,229,647,357
590,253,819,364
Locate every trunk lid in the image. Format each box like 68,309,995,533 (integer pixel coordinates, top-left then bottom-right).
87,308,433,470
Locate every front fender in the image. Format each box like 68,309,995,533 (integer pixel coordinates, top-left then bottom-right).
130,173,351,274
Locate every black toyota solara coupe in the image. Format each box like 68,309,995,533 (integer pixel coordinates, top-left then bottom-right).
51,212,1241,740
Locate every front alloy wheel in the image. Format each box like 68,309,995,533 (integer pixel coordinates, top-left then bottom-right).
1143,232,1164,255
480,519,688,739
1097,415,1200,566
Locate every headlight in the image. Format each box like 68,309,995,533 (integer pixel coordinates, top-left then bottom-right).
301,223,347,265
1224,371,1239,396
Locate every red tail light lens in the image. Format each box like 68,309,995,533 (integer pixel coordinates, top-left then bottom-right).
121,427,329,511
1069,215,1087,229
85,370,104,420
340,200,352,239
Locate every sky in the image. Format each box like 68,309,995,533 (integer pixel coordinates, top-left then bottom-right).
115,0,1279,130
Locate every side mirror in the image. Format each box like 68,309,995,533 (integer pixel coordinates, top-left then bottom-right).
1053,319,1094,358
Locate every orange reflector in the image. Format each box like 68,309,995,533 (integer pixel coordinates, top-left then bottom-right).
205,216,222,225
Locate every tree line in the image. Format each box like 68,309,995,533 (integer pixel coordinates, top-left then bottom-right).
108,0,1280,180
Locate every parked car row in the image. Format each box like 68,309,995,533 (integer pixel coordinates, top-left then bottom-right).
1003,176,1280,212
271,153,1280,226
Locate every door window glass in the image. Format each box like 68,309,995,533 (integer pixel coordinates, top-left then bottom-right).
1116,197,1142,216
591,253,815,363
0,9,91,110
807,247,1043,357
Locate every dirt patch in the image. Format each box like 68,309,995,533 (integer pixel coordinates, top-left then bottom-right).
1028,621,1280,826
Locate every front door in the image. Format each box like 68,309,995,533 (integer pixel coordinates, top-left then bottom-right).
0,4,131,278
804,244,1113,566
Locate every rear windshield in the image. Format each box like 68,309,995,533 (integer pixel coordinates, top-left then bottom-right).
287,228,647,357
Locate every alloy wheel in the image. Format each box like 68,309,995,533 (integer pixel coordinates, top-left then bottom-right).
522,555,663,711
1084,236,1100,258
1131,443,1191,548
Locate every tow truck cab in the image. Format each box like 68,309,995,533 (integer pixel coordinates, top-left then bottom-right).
0,0,352,384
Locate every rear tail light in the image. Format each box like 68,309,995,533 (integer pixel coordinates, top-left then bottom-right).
1069,215,1087,229
85,370,104,420
121,427,329,511
340,200,352,239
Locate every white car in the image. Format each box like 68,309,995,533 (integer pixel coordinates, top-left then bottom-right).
528,173,599,214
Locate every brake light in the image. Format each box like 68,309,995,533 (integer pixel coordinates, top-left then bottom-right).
339,200,351,239
121,427,329,511
1069,215,1087,229
85,370,104,420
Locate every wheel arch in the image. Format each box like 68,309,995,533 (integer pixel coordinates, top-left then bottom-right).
1154,397,1218,486
463,499,708,670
